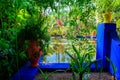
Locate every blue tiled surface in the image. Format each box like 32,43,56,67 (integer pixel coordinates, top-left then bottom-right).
39,63,70,69
10,56,70,80
10,62,38,80
10,56,44,80
11,59,101,80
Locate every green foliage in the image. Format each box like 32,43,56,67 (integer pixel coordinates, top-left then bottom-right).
0,0,28,76
0,38,9,50
0,28,28,80
96,0,116,13
0,0,120,80
0,1,51,79
96,0,120,23
0,37,28,80
105,56,117,80
66,43,100,80
113,0,120,12
69,0,96,26
0,0,20,29
17,16,50,55
38,68,57,80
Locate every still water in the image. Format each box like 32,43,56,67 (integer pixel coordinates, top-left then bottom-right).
42,38,96,63
43,53,71,63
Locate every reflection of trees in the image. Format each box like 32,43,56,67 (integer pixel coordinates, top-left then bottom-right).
45,38,96,63
46,39,71,63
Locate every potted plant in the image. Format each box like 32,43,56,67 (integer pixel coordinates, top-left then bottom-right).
96,0,116,23
17,15,50,67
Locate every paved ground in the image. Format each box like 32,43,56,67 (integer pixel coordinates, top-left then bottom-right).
35,72,113,80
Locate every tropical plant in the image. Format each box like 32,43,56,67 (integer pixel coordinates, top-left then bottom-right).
38,68,57,80
0,0,49,79
66,44,101,80
96,0,116,14
95,0,120,23
17,12,50,55
0,38,28,80
17,12,50,67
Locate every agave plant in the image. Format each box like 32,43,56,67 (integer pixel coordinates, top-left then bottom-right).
66,44,101,80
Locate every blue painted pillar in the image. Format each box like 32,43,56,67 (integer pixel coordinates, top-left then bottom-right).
96,23,116,70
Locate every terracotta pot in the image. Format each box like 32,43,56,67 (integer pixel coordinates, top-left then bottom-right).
103,13,112,23
26,40,42,67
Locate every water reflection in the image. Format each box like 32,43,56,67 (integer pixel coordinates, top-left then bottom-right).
43,53,70,63
42,38,96,63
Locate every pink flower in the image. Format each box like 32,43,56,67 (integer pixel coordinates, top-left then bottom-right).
57,19,63,26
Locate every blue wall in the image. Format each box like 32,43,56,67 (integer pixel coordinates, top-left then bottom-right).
110,30,120,79
97,23,120,79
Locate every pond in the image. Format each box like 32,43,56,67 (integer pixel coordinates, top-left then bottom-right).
42,38,96,63
43,52,70,63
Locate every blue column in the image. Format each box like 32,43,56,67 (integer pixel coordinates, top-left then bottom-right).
96,23,116,70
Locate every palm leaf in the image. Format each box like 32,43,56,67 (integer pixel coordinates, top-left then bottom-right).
66,51,78,67
72,45,82,67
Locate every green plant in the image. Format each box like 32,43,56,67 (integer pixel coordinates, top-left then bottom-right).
66,44,100,80
38,68,57,80
0,0,51,79
105,56,117,80
17,14,50,54
111,0,120,15
95,0,119,23
0,40,28,80
96,0,116,14
0,28,28,80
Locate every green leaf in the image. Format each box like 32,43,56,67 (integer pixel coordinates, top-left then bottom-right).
65,51,74,60
105,56,117,76
72,45,81,64
38,68,44,76
72,71,77,80
38,68,57,80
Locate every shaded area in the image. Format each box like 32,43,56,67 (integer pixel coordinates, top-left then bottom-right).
35,72,112,80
